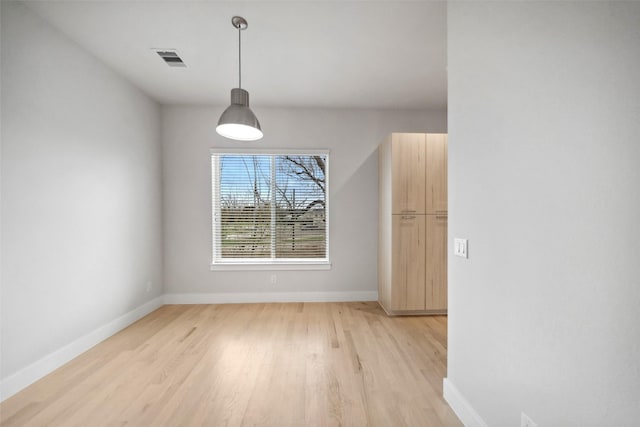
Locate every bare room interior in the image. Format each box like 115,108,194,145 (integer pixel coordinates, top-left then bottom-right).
1,1,639,426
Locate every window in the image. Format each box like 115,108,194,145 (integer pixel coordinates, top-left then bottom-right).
211,149,329,269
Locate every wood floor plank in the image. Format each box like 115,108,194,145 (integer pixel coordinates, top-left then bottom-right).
0,302,461,426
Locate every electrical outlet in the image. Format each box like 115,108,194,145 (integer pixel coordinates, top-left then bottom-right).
521,412,537,427
454,238,468,258
146,281,152,293
270,274,277,285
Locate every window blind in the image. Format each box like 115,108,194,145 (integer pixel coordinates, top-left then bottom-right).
212,152,328,263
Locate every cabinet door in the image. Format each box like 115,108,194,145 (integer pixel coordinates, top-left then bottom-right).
391,214,426,311
426,214,447,310
392,134,426,214
426,134,448,214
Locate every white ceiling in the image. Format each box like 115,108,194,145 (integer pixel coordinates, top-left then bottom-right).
24,1,447,110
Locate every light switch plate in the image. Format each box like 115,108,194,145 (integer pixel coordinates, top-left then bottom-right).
454,238,468,258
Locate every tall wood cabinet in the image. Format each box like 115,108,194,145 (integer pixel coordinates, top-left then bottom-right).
378,133,448,315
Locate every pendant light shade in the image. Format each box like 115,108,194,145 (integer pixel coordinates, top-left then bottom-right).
217,16,263,141
217,88,263,141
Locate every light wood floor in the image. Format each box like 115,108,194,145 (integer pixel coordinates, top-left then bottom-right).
0,302,461,426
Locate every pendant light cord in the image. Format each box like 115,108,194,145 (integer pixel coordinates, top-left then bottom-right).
238,23,242,89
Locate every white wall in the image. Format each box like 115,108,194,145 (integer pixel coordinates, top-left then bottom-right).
162,106,446,299
447,2,640,426
1,1,163,392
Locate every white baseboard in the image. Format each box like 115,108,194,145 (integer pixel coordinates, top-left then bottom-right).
164,291,378,304
443,378,488,427
0,296,164,402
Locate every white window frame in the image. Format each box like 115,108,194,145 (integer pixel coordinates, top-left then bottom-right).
211,148,331,271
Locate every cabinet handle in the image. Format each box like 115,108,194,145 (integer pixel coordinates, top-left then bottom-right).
401,215,416,220
401,209,417,213
436,210,447,218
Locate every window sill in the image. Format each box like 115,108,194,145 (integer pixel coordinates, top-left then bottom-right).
210,261,331,271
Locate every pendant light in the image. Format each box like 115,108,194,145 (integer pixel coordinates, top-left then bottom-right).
216,16,263,141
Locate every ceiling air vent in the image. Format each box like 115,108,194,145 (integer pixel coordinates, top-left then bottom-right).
155,50,186,67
